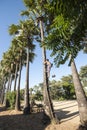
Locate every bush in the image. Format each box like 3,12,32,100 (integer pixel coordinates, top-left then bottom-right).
58,96,65,101
6,91,16,109
33,92,43,101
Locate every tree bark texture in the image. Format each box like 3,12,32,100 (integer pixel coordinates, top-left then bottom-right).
40,19,58,122
24,47,30,113
71,60,87,126
15,58,22,111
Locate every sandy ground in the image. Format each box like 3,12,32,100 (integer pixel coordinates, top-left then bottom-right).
0,100,81,130
46,100,80,130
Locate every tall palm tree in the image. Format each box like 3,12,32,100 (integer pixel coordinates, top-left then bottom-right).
21,0,57,121
39,17,56,120
21,20,36,114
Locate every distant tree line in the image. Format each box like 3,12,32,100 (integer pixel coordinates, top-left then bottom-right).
0,64,87,105
30,65,87,101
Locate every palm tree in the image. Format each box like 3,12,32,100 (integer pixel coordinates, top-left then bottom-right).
21,20,36,114
39,17,56,120
21,0,57,121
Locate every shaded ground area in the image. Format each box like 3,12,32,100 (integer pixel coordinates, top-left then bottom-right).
0,100,81,130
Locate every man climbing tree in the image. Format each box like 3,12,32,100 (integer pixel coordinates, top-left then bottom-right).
44,59,53,78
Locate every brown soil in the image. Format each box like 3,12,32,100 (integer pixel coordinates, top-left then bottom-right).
0,100,81,130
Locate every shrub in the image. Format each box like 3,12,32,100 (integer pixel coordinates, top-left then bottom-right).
6,91,16,109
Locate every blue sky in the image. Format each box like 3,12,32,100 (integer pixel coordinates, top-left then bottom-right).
0,0,87,89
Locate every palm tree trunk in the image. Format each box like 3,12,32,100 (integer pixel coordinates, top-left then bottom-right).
4,76,10,107
15,58,22,111
7,74,11,92
9,74,13,91
24,47,30,114
71,59,87,127
0,79,6,104
39,19,59,122
14,64,18,91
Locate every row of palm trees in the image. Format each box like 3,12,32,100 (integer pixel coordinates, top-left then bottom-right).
0,0,87,127
0,19,36,112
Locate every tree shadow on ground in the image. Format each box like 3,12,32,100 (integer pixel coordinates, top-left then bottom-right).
0,106,7,112
55,109,79,123
54,104,78,110
53,100,77,107
77,125,87,130
0,111,50,130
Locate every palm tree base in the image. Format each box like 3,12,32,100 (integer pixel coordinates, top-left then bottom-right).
77,124,87,130
23,106,31,115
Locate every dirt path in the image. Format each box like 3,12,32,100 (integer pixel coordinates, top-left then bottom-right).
0,100,81,130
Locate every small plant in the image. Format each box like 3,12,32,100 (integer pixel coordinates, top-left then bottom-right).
59,96,65,101
6,91,16,109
